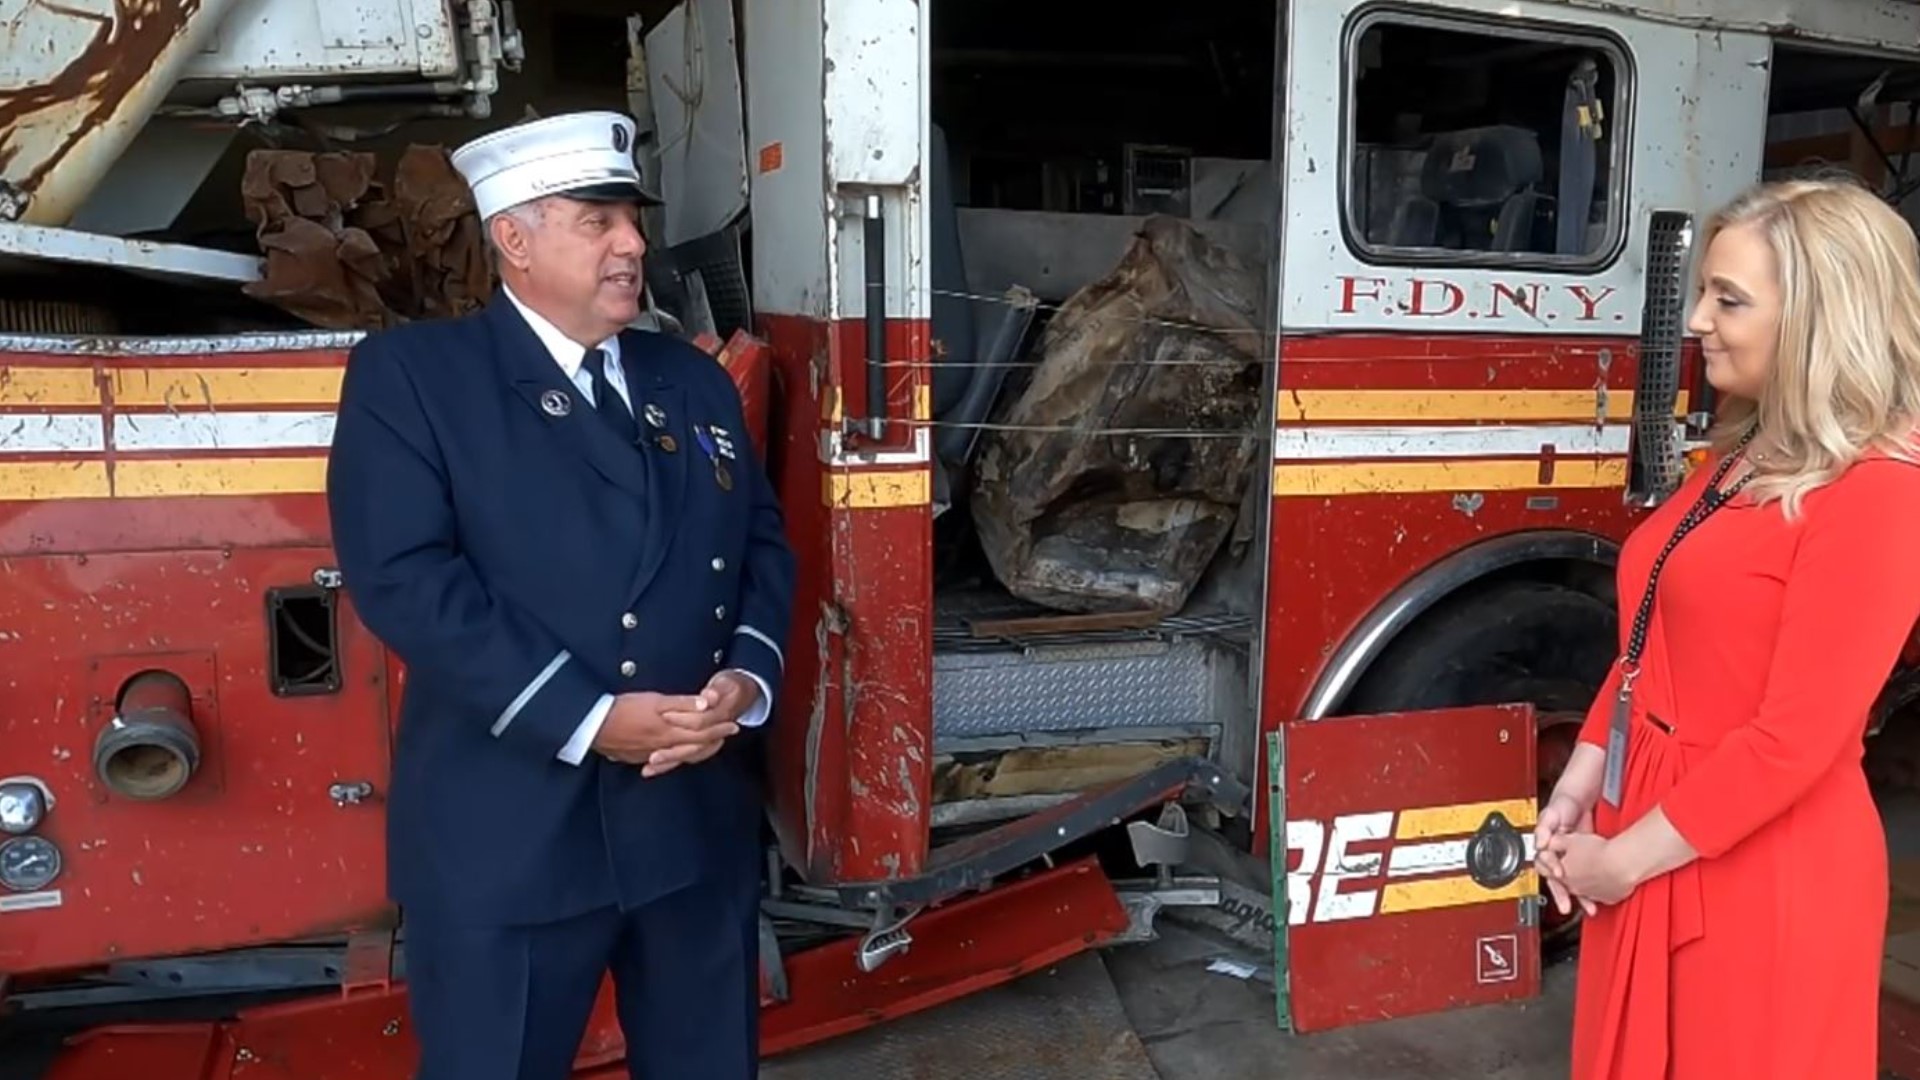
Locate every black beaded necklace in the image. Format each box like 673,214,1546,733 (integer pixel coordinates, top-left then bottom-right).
1600,426,1759,807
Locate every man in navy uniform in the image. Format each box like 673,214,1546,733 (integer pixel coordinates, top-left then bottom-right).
325,110,795,1080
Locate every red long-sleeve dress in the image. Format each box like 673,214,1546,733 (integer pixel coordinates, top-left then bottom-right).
1571,448,1920,1080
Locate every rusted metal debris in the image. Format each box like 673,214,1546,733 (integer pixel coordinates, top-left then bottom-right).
969,215,1266,616
240,146,493,331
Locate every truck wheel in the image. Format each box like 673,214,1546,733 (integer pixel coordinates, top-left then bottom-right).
1341,579,1616,962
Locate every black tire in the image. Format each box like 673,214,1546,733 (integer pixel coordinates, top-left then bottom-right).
1341,579,1616,963
1343,580,1614,717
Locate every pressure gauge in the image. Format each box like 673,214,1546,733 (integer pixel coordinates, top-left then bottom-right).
0,780,49,835
0,835,62,893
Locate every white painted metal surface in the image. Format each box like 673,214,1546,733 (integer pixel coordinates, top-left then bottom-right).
1280,0,1771,334
0,0,247,227
741,0,930,328
181,0,460,81
829,189,927,325
0,415,105,455
0,223,261,284
824,0,929,466
112,412,336,453
0,412,336,455
743,0,830,317
1269,423,1632,460
823,0,922,186
1540,0,1920,52
645,0,750,247
826,0,928,324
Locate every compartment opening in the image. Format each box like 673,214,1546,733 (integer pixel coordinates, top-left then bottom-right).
923,0,1281,825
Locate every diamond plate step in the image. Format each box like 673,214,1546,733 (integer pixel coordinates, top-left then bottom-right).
933,638,1244,738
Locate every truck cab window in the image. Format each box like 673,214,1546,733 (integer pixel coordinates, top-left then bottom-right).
1345,15,1624,267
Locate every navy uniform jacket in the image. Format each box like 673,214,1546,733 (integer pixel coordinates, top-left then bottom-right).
325,292,795,927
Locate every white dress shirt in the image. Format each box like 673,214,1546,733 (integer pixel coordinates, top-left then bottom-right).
500,287,772,766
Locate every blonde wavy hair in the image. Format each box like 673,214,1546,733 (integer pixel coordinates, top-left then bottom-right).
1701,176,1920,517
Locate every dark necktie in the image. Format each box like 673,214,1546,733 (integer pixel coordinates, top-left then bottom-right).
582,347,640,445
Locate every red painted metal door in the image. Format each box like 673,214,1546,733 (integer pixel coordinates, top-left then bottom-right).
0,546,393,976
1271,704,1540,1033
741,0,936,887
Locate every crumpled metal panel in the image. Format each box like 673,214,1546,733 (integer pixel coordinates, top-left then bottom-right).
933,637,1221,737
969,216,1266,616
239,146,493,330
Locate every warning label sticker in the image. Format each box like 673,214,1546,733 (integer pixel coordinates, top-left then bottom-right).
0,890,63,914
1475,933,1518,985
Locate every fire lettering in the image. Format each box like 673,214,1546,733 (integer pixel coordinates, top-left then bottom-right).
1407,279,1465,318
1329,274,1624,324
1567,284,1618,321
1285,812,1392,925
1338,275,1386,315
1283,807,1537,927
1489,282,1544,319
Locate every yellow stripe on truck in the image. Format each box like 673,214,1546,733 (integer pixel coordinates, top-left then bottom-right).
109,368,344,408
1379,869,1538,915
1381,798,1536,916
1394,798,1535,839
0,457,329,501
0,368,100,408
0,461,112,500
1277,388,1690,423
1272,458,1627,496
0,366,348,410
822,468,930,508
113,457,329,498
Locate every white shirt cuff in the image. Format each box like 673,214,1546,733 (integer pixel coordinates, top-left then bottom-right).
730,670,772,728
557,693,616,764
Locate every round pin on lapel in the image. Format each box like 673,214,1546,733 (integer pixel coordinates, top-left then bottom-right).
540,390,571,417
655,433,678,453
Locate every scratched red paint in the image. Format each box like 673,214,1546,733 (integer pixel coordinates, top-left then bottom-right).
1277,332,1646,390
757,314,932,886
37,856,1126,1078
1255,331,1689,855
1282,704,1539,1032
1,314,1685,1048
0,338,804,987
0,545,394,975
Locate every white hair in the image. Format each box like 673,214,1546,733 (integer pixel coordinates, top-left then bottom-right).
483,199,551,257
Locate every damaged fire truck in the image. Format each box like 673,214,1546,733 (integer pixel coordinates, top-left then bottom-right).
7,0,1920,1074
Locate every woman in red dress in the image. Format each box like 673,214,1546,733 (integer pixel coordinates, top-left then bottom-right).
1536,176,1920,1079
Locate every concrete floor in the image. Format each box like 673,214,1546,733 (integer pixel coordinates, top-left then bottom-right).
761,906,1580,1080
767,778,1920,1080
1104,920,1577,1080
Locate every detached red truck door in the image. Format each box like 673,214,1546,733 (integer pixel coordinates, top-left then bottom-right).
1272,705,1540,1033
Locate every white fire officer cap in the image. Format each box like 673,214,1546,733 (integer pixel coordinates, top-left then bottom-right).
449,110,661,221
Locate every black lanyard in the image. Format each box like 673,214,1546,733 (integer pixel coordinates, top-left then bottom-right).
1602,430,1756,806
1619,430,1757,683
